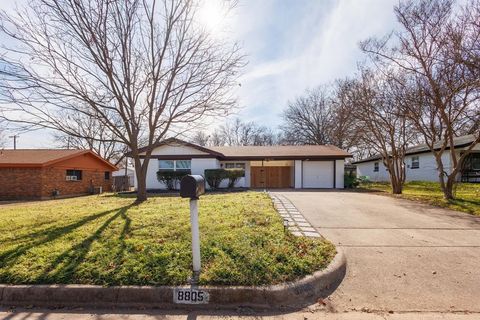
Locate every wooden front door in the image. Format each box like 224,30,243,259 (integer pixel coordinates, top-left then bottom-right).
251,166,292,188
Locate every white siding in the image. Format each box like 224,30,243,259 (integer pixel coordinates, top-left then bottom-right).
302,161,334,188
405,152,451,181
356,161,390,182
356,152,454,182
192,158,220,189
335,159,345,188
191,158,219,176
145,158,164,189
294,160,302,189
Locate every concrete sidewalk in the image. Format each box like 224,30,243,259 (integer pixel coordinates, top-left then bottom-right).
272,191,480,313
1,307,480,320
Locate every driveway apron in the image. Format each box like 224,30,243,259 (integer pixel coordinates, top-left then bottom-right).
271,191,480,313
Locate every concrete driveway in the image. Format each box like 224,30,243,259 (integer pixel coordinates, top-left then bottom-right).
272,190,480,313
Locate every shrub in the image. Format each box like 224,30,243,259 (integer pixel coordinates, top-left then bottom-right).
344,173,360,188
226,169,245,188
357,175,371,184
204,169,228,189
156,170,189,190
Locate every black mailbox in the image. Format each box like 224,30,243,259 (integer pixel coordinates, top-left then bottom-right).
180,175,205,199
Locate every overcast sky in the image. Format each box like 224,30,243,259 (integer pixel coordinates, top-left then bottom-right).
1,0,399,149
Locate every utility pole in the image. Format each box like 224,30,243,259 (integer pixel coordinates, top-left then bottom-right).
9,135,19,150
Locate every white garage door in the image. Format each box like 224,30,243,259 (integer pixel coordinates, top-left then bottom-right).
302,161,334,188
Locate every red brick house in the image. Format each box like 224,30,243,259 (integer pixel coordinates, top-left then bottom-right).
0,149,117,200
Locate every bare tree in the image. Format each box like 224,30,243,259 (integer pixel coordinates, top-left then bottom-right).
330,79,365,156
361,0,480,200
217,118,276,146
350,69,415,194
53,113,127,165
280,85,359,152
0,0,244,202
281,87,332,146
190,130,210,146
209,130,226,146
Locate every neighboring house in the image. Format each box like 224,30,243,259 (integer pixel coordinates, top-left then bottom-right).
0,149,117,200
353,135,480,183
113,166,135,188
129,138,351,190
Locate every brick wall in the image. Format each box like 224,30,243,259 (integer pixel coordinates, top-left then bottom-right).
0,167,113,200
40,167,113,199
0,168,43,200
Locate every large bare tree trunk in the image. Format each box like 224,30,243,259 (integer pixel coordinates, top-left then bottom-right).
132,154,150,203
135,170,148,203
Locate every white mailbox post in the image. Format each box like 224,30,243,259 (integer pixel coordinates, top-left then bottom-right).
175,175,209,304
179,175,205,277
189,197,201,273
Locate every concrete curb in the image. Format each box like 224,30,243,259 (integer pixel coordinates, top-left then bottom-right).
0,250,346,310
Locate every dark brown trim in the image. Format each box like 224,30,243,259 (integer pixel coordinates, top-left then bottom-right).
301,160,304,188
221,156,349,161
141,155,349,161
143,154,221,160
333,160,336,188
293,160,296,188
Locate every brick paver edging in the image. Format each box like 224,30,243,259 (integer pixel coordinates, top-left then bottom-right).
0,250,346,309
269,193,322,238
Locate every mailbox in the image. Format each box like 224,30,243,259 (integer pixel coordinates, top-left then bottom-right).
180,175,205,199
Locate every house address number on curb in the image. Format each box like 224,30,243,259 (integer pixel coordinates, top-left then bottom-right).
173,288,210,304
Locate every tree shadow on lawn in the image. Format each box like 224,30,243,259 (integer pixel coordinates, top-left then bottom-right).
0,204,134,273
38,204,133,283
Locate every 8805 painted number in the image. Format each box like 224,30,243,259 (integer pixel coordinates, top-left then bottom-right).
173,288,209,304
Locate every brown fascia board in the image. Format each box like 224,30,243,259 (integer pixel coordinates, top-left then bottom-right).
145,154,222,160
220,155,351,161
143,154,350,161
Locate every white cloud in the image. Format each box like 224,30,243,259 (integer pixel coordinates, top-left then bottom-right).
231,0,398,127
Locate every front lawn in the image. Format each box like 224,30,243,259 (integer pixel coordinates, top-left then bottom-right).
0,192,335,286
359,181,480,216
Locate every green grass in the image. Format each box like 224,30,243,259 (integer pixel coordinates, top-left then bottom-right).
0,192,335,286
359,181,480,216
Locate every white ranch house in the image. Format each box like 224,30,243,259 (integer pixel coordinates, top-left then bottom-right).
353,135,480,183
131,138,351,190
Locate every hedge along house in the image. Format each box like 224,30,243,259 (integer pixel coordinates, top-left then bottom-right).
0,149,117,200
353,135,480,183
131,138,351,190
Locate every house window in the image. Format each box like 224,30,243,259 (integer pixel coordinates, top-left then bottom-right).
411,156,420,169
158,160,191,173
373,162,379,172
66,169,82,181
159,160,175,170
471,156,480,171
175,160,192,173
224,162,246,177
225,163,246,170
104,171,110,180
